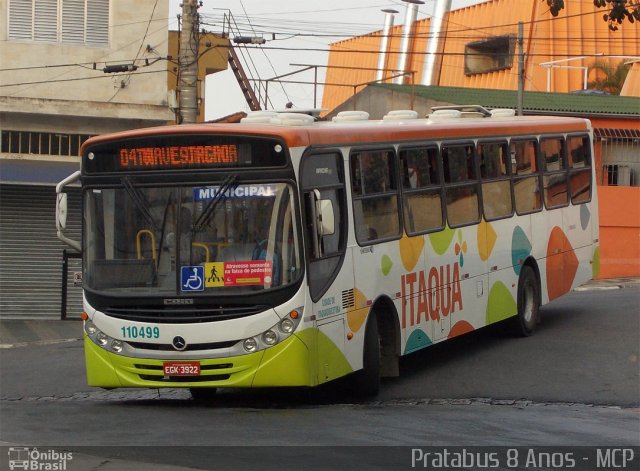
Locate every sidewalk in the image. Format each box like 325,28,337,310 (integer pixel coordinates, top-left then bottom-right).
0,318,82,348
575,276,640,290
0,277,638,347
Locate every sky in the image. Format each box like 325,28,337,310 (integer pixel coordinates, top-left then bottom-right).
168,1,486,120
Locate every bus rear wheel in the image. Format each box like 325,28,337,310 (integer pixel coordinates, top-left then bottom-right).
351,313,381,398
190,387,218,402
511,265,540,337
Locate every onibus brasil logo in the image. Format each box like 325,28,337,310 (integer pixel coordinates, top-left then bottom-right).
7,447,72,471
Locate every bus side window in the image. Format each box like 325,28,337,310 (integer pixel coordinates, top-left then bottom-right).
540,137,569,209
399,146,444,234
567,135,592,204
478,141,513,221
350,149,401,244
442,143,480,227
300,152,347,301
511,139,542,215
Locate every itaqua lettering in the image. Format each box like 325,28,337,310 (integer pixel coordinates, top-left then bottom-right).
401,262,463,328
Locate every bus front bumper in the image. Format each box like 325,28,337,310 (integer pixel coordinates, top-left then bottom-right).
84,331,316,389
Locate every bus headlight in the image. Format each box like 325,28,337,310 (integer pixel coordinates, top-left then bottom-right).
243,338,258,352
241,307,302,353
262,330,277,345
96,332,108,346
85,321,97,335
84,320,126,353
279,318,294,334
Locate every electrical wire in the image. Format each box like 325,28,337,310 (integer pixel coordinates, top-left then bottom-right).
109,0,160,102
0,69,168,89
238,0,290,105
3,2,636,102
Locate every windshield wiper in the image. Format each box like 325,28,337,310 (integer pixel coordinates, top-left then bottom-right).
122,177,157,231
192,174,238,232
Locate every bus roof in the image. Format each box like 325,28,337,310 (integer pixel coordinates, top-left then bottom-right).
82,113,591,152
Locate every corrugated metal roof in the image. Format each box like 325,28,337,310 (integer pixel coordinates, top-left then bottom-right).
373,83,640,117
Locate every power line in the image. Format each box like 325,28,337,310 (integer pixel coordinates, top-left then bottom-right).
2,41,633,76
237,1,290,104
199,19,635,43
224,2,631,38
216,44,637,59
0,68,167,89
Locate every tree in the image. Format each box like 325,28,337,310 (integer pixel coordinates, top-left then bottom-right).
587,60,630,94
544,0,640,30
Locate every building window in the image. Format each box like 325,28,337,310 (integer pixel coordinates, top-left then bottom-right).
8,0,109,46
464,35,515,75
596,128,640,187
1,130,91,157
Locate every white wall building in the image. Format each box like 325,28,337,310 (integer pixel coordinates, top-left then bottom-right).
0,0,173,318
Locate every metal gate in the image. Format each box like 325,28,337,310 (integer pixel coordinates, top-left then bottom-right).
0,184,82,319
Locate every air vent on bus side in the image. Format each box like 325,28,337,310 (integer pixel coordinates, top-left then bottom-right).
342,289,355,309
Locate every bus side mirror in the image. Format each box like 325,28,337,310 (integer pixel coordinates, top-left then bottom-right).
56,171,81,253
56,193,68,231
313,189,335,238
316,198,335,237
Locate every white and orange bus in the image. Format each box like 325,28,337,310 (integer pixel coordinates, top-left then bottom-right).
56,107,598,399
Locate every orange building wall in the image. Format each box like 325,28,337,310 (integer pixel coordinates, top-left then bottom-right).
597,186,640,278
322,0,640,111
621,62,640,96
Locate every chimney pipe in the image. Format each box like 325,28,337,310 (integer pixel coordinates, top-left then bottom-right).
394,0,425,85
376,9,399,82
421,0,452,86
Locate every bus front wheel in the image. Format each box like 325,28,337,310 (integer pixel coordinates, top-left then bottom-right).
511,265,540,337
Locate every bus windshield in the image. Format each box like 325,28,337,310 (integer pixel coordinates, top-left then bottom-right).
84,181,302,296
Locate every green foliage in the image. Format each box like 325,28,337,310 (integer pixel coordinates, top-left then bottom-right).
587,60,630,95
544,0,640,30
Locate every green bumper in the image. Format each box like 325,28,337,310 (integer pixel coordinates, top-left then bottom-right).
84,331,317,388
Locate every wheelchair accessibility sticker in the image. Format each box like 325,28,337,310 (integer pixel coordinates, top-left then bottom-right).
181,266,205,291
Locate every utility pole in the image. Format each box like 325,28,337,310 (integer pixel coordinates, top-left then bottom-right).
178,0,199,123
517,21,524,116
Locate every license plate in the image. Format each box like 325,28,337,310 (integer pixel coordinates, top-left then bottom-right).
163,361,200,376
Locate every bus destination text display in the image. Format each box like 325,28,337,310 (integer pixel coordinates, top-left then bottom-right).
82,136,288,173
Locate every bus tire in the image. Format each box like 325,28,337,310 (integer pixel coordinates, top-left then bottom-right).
353,313,381,398
190,387,217,402
511,265,540,337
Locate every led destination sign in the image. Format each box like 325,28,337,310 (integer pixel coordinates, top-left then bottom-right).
82,135,288,173
119,144,240,170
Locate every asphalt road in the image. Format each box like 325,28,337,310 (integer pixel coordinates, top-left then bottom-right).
0,284,638,470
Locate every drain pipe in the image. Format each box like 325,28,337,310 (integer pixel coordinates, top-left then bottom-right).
421,0,452,86
375,9,399,82
394,0,424,85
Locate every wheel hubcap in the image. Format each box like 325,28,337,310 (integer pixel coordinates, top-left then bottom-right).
523,281,535,323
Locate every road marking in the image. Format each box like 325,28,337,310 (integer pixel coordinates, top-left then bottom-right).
0,338,81,349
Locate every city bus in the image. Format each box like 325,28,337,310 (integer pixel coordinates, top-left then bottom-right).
56,107,599,399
